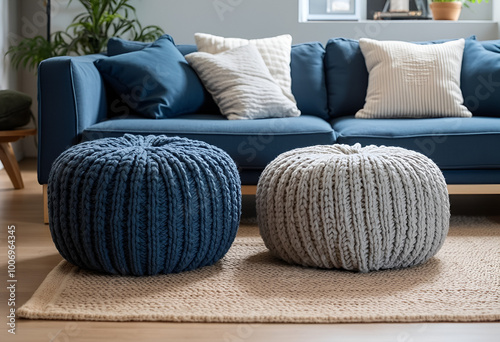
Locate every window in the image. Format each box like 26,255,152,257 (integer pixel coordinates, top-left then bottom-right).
299,0,361,21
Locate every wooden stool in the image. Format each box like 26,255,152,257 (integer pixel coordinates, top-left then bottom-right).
0,129,36,189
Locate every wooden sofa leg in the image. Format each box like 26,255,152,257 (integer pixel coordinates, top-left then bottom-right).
43,184,49,225
447,184,500,195
241,185,257,195
0,142,24,189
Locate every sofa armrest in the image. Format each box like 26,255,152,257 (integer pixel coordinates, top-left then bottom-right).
37,54,109,184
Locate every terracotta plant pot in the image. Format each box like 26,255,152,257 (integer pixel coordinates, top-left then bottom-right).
430,2,462,21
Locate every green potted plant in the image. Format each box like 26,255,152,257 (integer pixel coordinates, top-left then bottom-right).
430,0,487,21
6,0,164,71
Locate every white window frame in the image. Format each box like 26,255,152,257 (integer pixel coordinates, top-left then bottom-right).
299,0,361,22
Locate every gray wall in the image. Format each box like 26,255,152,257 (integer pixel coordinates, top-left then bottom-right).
495,1,500,37
134,0,496,43
459,0,493,21
1,0,19,90
51,0,497,44
1,0,24,168
17,0,48,158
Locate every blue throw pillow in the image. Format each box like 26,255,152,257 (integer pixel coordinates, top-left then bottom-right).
325,36,477,118
324,38,368,119
480,39,500,53
107,36,158,56
107,36,197,57
106,37,219,114
462,39,500,117
107,37,329,120
95,35,206,119
291,42,328,119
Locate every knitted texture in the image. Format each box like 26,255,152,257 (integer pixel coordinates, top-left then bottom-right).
256,144,450,272
48,134,241,276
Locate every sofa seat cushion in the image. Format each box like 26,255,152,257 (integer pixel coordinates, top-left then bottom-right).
83,114,336,170
331,116,500,169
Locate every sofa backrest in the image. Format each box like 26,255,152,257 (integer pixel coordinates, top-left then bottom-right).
290,42,328,119
107,36,500,120
324,36,500,118
106,39,329,120
175,43,328,119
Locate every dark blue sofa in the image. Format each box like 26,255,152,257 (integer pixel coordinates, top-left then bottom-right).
37,38,500,189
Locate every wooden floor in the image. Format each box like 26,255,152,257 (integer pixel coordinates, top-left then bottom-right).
1,159,499,342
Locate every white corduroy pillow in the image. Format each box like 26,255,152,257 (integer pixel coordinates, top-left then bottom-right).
356,38,472,119
194,33,297,104
185,44,301,120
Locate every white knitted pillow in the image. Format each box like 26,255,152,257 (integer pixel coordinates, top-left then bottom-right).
356,38,472,119
194,33,297,104
185,44,301,120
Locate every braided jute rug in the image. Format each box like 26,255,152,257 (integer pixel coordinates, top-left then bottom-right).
19,216,500,323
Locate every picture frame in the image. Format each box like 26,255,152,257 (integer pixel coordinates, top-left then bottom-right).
299,0,360,21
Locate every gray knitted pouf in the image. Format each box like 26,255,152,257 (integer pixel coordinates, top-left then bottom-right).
256,144,450,272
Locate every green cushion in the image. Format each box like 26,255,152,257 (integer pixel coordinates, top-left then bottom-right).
0,90,32,130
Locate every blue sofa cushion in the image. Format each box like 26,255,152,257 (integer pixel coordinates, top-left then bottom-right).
106,37,328,119
107,36,160,55
108,36,197,56
95,35,207,119
331,116,500,169
461,39,500,117
83,114,337,170
479,39,500,53
324,38,368,119
177,44,197,55
441,170,500,185
290,42,328,119
108,36,200,55
325,37,477,118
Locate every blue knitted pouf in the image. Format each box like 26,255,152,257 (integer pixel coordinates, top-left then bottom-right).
48,134,241,276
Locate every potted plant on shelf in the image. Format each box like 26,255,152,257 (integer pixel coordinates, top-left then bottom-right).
430,0,487,21
6,0,164,71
